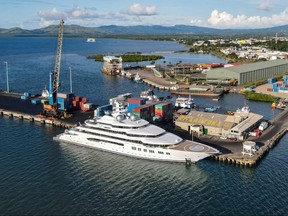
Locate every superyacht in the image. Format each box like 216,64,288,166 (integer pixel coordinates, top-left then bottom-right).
54,107,219,163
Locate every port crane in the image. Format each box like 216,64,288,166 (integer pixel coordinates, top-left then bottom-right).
43,19,65,118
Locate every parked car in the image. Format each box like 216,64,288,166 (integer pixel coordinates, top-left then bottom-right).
227,137,237,141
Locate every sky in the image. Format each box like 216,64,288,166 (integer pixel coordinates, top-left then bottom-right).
1,0,288,30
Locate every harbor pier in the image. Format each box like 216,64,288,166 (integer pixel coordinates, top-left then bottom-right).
1,91,288,167
0,92,94,129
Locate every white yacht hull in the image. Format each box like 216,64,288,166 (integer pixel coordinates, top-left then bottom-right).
54,132,214,163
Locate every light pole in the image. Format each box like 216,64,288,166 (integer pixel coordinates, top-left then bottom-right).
4,61,9,93
191,130,194,142
69,67,72,93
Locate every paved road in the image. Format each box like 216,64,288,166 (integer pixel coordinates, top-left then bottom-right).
169,108,288,154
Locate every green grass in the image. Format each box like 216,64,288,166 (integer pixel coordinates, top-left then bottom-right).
244,91,277,102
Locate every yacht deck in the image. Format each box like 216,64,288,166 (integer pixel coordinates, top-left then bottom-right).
169,140,218,153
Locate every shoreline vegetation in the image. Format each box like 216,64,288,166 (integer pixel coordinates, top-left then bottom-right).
244,91,277,102
87,53,164,62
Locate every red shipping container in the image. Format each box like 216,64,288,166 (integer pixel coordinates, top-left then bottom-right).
82,97,87,103
127,97,146,105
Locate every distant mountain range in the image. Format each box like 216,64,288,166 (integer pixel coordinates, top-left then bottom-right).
0,24,287,37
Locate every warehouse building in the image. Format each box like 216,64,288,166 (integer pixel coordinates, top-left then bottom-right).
175,106,263,140
206,59,288,85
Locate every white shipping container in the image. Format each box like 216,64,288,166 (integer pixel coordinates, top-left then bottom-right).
57,92,68,99
83,103,93,109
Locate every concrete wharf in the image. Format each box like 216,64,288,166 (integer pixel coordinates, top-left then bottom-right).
125,69,223,97
0,92,94,129
125,69,174,90
199,107,288,166
1,91,287,167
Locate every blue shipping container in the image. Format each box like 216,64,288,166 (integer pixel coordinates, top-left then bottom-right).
31,99,41,104
23,92,31,97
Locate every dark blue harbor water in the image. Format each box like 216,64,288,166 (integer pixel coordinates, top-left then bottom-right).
0,38,287,215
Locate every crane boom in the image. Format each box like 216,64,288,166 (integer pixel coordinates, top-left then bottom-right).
52,19,64,104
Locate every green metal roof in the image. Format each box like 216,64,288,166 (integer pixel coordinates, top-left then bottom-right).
210,59,288,74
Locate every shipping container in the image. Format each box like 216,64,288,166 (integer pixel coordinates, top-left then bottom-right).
268,77,277,84
23,92,31,97
95,104,113,117
31,99,41,104
127,103,140,112
127,97,146,105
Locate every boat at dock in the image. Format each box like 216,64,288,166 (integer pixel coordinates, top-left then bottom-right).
134,73,143,83
53,107,219,163
174,96,196,109
140,88,158,101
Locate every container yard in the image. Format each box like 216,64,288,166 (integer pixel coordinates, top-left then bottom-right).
1,89,288,167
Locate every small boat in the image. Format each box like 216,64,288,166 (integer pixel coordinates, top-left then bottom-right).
170,84,179,91
175,95,196,109
125,71,134,80
140,88,158,101
134,73,143,83
86,38,96,42
41,86,49,98
203,107,217,112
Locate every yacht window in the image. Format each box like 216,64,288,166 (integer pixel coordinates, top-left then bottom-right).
158,151,164,154
166,152,170,155
143,149,147,152
149,150,154,153
138,148,141,151
132,147,136,150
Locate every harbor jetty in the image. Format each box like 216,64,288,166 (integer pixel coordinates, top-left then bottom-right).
124,68,224,97
1,90,288,167
0,92,94,128
211,127,287,166
201,107,288,166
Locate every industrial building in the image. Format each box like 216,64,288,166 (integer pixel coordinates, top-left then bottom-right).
175,106,263,140
206,59,288,85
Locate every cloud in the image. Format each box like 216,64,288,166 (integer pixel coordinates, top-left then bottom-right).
126,3,157,16
66,6,99,19
190,19,203,26
39,18,53,27
38,8,65,21
38,6,99,21
207,8,288,28
37,6,102,27
257,0,273,12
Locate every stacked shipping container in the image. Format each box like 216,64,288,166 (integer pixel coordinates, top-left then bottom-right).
127,98,147,112
72,95,92,111
267,76,288,93
132,100,173,122
57,93,75,111
21,92,31,100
